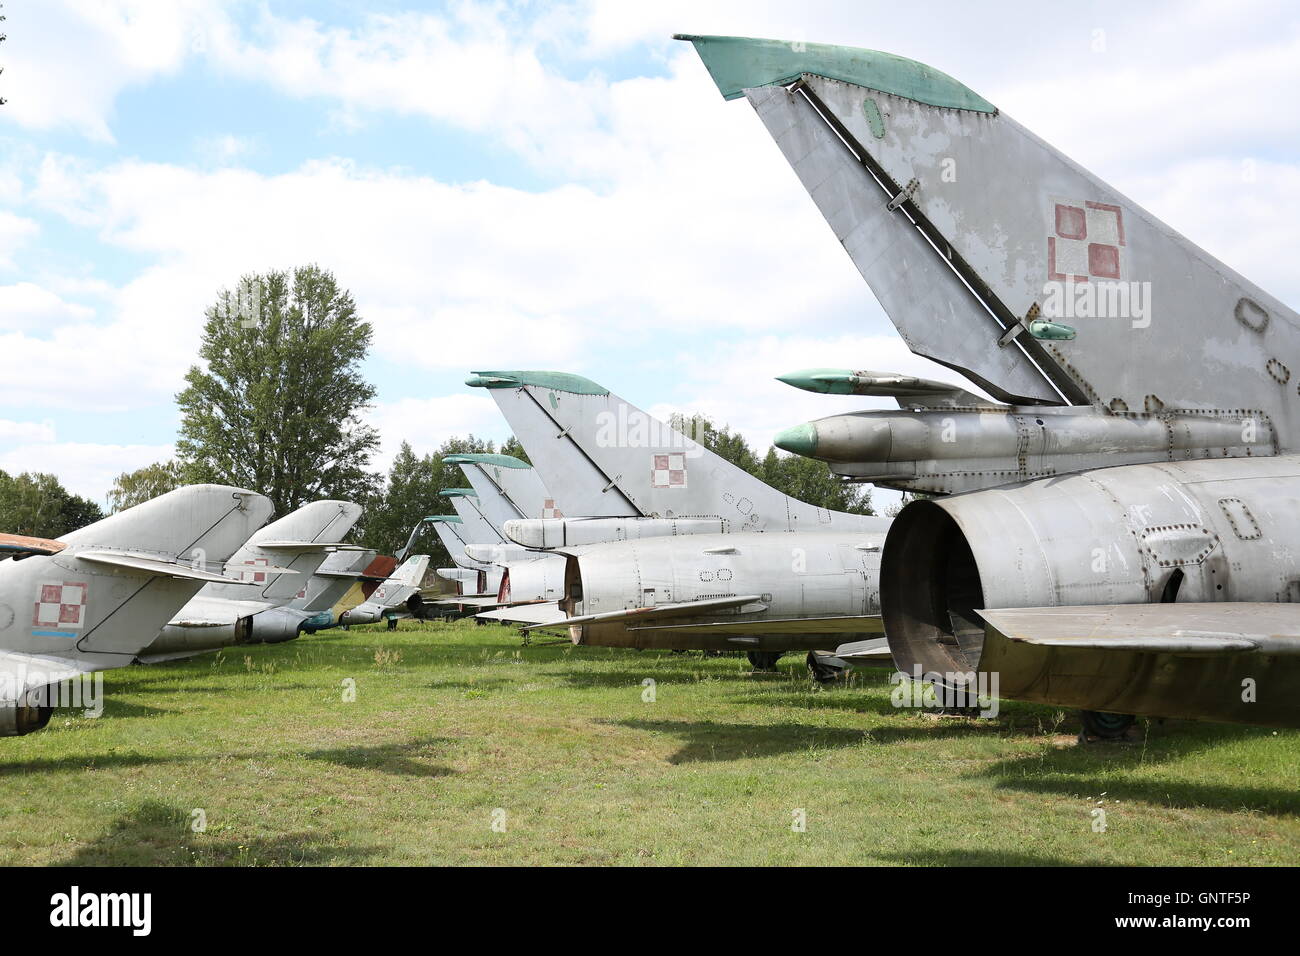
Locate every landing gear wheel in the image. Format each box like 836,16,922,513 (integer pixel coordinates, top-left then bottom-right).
806,651,842,684
386,616,398,632
746,651,783,671
1080,710,1136,740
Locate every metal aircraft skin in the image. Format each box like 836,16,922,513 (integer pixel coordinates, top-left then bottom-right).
425,509,505,598
0,485,272,736
339,554,432,625
684,33,1300,726
140,499,363,661
308,553,397,631
445,455,568,607
467,369,892,660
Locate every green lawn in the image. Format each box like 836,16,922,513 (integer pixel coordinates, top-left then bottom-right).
1,619,1296,865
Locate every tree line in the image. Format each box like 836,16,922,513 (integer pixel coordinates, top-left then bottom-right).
0,264,872,559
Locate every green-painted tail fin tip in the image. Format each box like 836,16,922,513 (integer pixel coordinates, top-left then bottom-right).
440,488,478,498
444,453,531,469
467,370,609,396
673,34,995,113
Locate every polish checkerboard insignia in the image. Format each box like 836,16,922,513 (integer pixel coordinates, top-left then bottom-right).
542,498,564,519
236,557,269,584
1048,199,1125,282
33,582,88,633
651,453,687,489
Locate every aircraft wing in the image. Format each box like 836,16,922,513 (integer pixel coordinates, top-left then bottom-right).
75,550,256,584
627,614,883,636
0,650,102,697
976,604,1300,655
523,595,766,631
476,602,565,626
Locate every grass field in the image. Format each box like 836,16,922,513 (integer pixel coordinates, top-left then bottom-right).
1,619,1297,866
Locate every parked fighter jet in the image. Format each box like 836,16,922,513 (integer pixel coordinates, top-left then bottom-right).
467,370,893,671
139,499,362,661
306,552,397,631
683,33,1300,730
0,485,271,735
339,554,432,627
424,511,505,602
443,454,568,612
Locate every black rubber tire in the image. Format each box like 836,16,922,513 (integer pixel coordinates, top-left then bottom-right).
1080,710,1136,739
806,651,841,684
746,651,783,671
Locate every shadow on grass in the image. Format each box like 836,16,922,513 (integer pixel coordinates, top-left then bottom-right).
610,718,867,763
553,664,759,691
59,800,381,866
977,730,1300,816
428,677,515,692
0,750,191,777
877,848,1097,867
304,739,456,778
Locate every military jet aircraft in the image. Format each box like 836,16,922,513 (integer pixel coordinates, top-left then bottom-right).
466,369,894,672
682,33,1300,730
139,499,363,661
339,554,432,627
305,552,398,631
0,485,271,735
442,454,569,613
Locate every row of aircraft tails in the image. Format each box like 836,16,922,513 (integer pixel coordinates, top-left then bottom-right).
5,33,1300,739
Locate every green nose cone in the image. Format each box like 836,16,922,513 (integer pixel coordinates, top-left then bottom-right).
773,422,818,457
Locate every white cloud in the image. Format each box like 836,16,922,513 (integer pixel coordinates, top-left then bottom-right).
0,282,95,331
0,440,173,503
0,213,39,268
0,418,56,444
366,392,509,473
0,1,220,141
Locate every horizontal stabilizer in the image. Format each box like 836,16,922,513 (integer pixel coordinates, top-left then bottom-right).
974,604,1300,655
254,541,366,552
75,550,258,584
832,637,894,662
476,602,566,626
0,533,65,558
524,595,766,631
0,650,99,697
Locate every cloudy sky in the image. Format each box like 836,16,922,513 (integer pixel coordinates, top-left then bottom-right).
1,0,1297,502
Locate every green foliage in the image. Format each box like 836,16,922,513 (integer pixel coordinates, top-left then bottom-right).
670,412,874,515
175,265,380,515
361,435,505,564
500,435,530,464
0,470,105,537
106,460,186,513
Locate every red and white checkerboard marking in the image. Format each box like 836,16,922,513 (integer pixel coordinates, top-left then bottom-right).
1048,199,1125,282
33,582,88,631
541,498,564,519
234,556,269,584
651,453,688,489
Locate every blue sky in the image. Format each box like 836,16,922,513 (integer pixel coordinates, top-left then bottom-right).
1,0,1298,502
